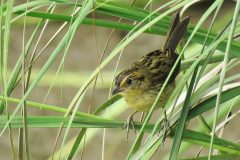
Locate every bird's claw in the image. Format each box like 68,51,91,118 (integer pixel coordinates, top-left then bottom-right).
123,114,136,141
160,111,172,147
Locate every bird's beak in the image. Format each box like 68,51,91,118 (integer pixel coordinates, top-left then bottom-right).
112,86,122,95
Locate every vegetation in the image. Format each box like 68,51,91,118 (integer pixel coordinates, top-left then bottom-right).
0,0,240,159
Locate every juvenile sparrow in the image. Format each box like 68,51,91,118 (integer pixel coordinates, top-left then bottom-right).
112,12,190,132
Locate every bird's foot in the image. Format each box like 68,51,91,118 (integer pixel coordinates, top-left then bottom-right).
123,111,138,141
160,111,172,147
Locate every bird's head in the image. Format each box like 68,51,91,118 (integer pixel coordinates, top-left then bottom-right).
112,67,151,97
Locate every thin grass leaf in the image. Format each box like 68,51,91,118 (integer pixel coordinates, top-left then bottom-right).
13,1,240,58
183,129,240,154
131,83,240,159
4,116,236,155
75,0,240,57
0,82,239,159
139,136,162,160
170,4,223,158
0,115,239,156
188,85,240,120
66,94,122,160
139,127,240,160
51,98,128,160
181,154,240,160
13,11,240,60
169,62,198,160
2,0,16,159
0,12,49,113
14,10,165,35
0,0,94,137
0,96,107,121
52,1,97,158
209,2,240,157
66,128,87,160
193,1,224,94
163,85,240,129
177,98,240,160
19,0,31,159
0,0,3,96
94,94,122,114
10,0,51,15
2,0,14,104
38,6,82,159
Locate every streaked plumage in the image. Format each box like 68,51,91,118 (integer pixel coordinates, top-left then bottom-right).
112,12,190,113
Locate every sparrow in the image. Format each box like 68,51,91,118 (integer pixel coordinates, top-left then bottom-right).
112,12,190,134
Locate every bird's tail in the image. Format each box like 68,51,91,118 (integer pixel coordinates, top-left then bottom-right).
163,12,190,51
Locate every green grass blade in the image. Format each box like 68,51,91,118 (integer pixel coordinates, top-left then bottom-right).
0,13,48,113
66,128,87,160
188,86,240,120
0,95,112,121
2,0,13,105
13,2,240,58
177,97,240,159
1,115,239,157
181,154,240,160
136,127,240,160
183,129,240,154
10,0,50,15
131,83,240,159
0,0,93,137
169,64,198,160
66,94,122,160
209,2,240,158
2,0,15,159
53,0,97,158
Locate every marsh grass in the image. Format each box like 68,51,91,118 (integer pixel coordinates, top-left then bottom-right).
0,0,240,159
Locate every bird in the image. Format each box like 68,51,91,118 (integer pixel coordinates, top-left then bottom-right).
112,12,190,135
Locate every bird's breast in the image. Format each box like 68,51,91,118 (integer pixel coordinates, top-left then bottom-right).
124,92,157,112
121,84,175,112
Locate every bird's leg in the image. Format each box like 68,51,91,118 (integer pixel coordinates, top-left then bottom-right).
140,112,145,123
161,110,172,145
123,111,138,140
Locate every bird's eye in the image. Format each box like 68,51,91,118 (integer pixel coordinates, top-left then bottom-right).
126,78,133,85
